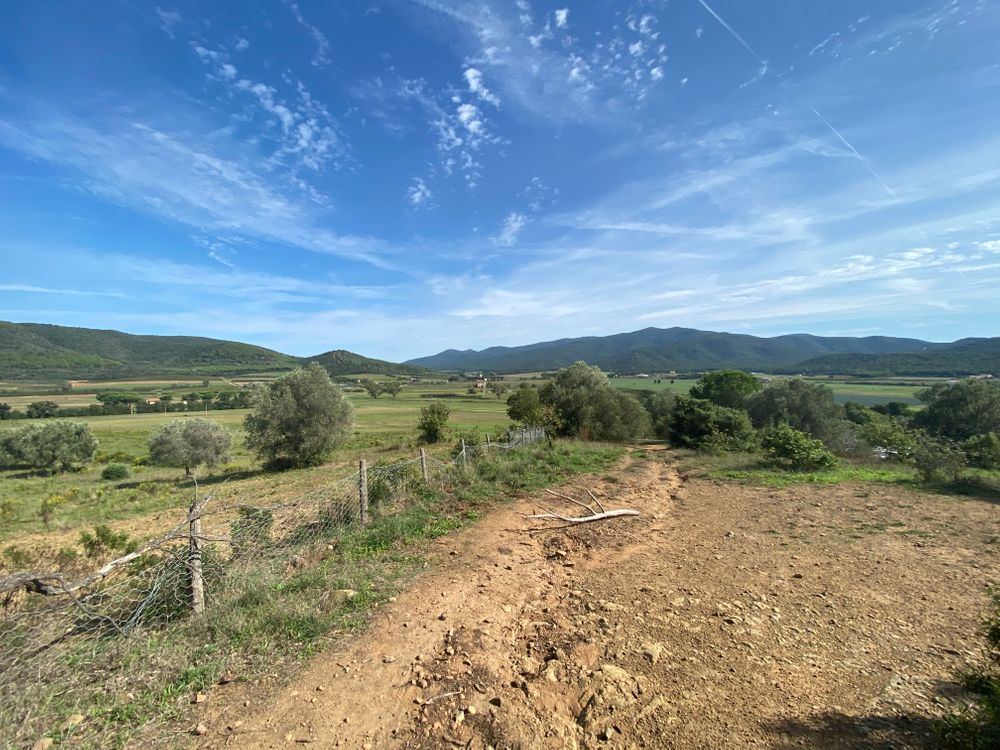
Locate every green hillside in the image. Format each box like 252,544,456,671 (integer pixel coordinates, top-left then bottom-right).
406,327,946,374
0,322,429,381
781,338,1000,377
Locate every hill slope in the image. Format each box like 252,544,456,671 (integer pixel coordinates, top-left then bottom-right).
405,327,947,374
0,322,429,380
781,337,1000,377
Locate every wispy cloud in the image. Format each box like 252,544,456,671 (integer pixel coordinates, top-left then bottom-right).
810,108,895,199
494,211,527,246
284,1,331,67
695,0,768,67
407,177,433,207
0,284,126,298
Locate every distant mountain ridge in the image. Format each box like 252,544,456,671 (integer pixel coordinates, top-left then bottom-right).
0,322,431,380
405,326,975,375
781,337,1000,377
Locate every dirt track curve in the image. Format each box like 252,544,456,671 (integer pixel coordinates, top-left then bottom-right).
194,448,999,749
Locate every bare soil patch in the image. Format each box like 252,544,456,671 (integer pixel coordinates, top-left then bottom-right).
186,449,999,749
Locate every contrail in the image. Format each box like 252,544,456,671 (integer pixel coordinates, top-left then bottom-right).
811,108,896,199
695,0,767,66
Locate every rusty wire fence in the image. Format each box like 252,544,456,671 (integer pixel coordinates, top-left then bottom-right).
0,428,545,747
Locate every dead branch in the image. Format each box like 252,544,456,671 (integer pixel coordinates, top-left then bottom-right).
524,508,640,525
544,488,595,515
584,488,606,513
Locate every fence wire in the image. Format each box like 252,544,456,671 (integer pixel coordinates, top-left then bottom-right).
0,428,545,747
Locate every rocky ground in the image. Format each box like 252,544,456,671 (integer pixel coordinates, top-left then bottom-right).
190,449,999,749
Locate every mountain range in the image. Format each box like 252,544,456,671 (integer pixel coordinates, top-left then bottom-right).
2,322,997,381
406,327,999,377
0,322,430,380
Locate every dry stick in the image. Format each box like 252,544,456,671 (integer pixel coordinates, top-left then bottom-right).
584,488,607,513
524,509,640,524
543,488,595,515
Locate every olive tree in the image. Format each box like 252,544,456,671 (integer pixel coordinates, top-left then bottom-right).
540,362,650,442
148,417,232,477
1,421,98,474
244,364,354,470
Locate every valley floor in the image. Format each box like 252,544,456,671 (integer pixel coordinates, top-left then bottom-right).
184,449,998,749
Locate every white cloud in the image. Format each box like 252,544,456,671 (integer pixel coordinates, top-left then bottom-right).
650,66,664,81
0,284,125,298
407,177,433,207
285,1,331,67
494,212,527,246
234,37,250,50
154,6,182,38
554,8,569,28
463,67,501,107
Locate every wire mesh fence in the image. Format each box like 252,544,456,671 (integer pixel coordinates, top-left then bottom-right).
0,429,544,747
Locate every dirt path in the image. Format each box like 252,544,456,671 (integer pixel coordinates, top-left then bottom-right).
195,449,999,749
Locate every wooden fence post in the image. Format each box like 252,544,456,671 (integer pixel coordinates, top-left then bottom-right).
359,459,369,525
460,438,468,470
419,448,428,481
486,433,491,448
189,494,205,615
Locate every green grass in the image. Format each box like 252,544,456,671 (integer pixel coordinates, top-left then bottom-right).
1,440,623,749
709,464,917,488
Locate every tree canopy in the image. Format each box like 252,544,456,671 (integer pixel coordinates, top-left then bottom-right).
148,417,232,477
244,364,354,469
539,362,649,442
914,379,1000,441
689,369,763,410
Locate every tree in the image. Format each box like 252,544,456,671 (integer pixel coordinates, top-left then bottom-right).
746,379,845,445
0,403,11,420
244,364,353,469
382,381,403,399
148,417,232,477
488,382,509,400
417,401,451,443
2,421,98,473
507,386,543,426
646,392,677,441
363,380,383,399
26,401,60,419
539,362,650,442
762,424,838,471
668,396,756,452
914,380,1000,441
689,370,762,410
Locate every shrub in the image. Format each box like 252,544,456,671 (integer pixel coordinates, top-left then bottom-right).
148,417,232,477
860,419,920,461
963,433,1000,470
244,364,354,470
668,396,757,452
747,379,844,447
101,463,131,481
79,525,135,559
912,433,965,483
417,401,451,443
506,386,543,426
689,369,763,410
452,429,483,460
540,362,650,442
646,392,677,441
230,507,274,559
761,424,838,471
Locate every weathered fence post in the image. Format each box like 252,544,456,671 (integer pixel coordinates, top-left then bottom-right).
189,493,205,615
359,459,369,525
460,438,468,470
486,433,491,449
419,448,428,481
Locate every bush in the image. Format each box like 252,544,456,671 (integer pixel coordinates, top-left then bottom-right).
79,525,136,559
762,424,838,471
747,379,844,447
689,369,763,410
668,396,757,452
912,433,965,483
540,362,650,442
101,463,131,481
963,433,1000,470
244,364,354,470
451,429,483,460
417,401,451,443
646,392,677,441
860,419,920,461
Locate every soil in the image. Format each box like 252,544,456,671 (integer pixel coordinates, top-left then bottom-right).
190,448,1000,749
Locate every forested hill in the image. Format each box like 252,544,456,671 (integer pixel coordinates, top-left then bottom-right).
0,322,430,380
779,338,1000,377
406,327,949,374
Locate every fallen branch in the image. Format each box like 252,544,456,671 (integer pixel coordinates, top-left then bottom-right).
525,508,639,525
585,488,606,513
544,488,595,515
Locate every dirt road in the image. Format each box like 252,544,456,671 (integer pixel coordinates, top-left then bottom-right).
196,449,999,749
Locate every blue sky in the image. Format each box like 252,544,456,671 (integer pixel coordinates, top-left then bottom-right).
1,0,999,360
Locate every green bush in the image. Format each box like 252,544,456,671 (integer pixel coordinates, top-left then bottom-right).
668,396,757,452
101,463,131,481
860,419,920,461
540,362,650,442
79,525,136,559
417,401,451,443
762,424,838,471
963,433,1000,470
912,433,966,483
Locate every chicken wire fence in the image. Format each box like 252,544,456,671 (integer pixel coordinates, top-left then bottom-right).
0,427,545,746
